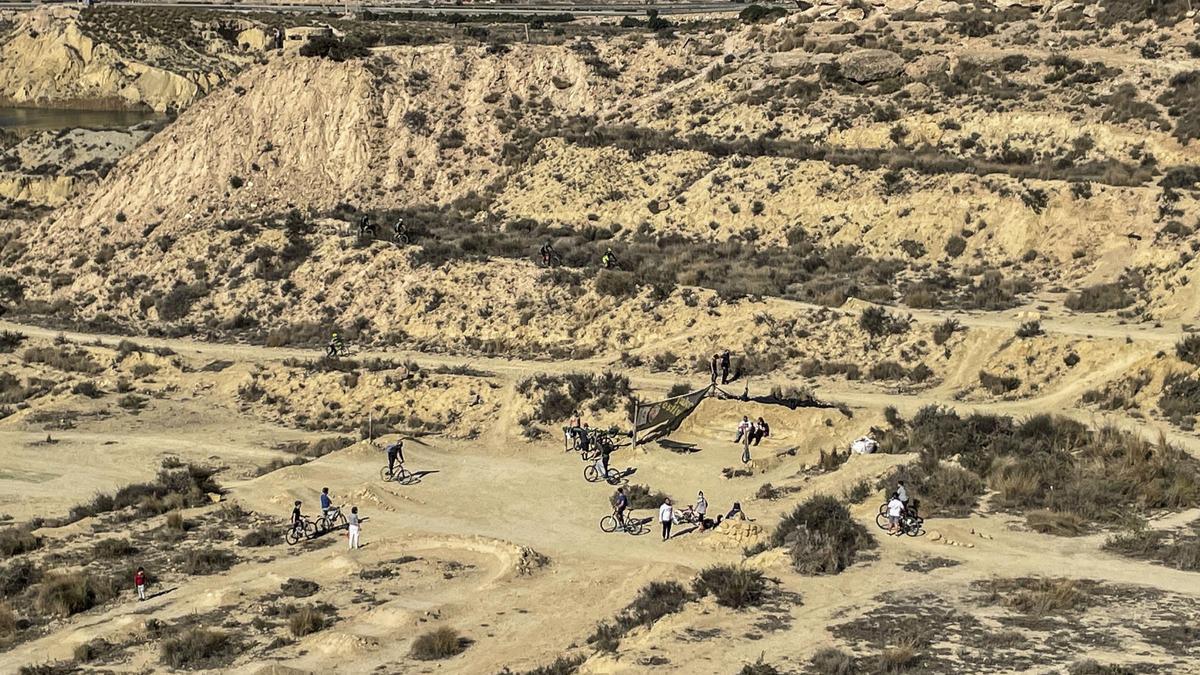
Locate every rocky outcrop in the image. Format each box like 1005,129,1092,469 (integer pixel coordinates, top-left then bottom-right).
837,49,905,83
0,7,233,111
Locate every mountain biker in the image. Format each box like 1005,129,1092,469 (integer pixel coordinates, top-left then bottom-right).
327,332,344,358
384,439,404,476
291,500,303,535
613,487,629,527
601,247,617,269
540,240,556,266
887,492,904,534
578,423,592,455
320,487,332,519
599,436,613,477
393,217,405,240
358,215,374,238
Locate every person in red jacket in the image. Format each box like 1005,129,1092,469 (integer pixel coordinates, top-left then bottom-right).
135,567,146,601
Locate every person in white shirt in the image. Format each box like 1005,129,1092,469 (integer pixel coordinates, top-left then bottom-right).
734,416,751,443
695,491,711,531
347,506,361,549
659,499,673,541
896,481,908,506
886,493,904,534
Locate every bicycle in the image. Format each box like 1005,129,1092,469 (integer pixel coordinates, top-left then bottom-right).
539,249,562,268
325,343,352,358
317,505,348,532
600,511,646,535
285,517,318,545
579,433,618,462
379,464,417,485
875,503,924,537
584,462,620,484
392,223,410,246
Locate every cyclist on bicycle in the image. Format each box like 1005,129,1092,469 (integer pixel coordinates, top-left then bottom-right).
291,500,303,535
320,487,333,519
358,214,374,238
613,486,629,527
393,217,405,240
384,439,405,476
601,247,617,269
540,240,556,266
327,332,344,357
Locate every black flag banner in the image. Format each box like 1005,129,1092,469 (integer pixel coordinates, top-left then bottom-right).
632,384,713,442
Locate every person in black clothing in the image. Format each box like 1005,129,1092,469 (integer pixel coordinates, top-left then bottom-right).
358,215,374,238
599,437,613,478
751,417,770,446
720,350,731,384
613,487,629,527
291,500,303,536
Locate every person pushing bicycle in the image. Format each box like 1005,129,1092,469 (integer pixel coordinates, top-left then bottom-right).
291,500,304,536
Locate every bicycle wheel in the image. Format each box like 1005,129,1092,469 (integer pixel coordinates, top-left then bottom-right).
904,517,924,537
599,515,617,533
379,466,393,482
304,521,318,539
395,234,409,246
395,468,417,485
285,528,301,546
626,518,646,535
334,512,347,529
583,465,599,482
878,503,888,515
875,512,890,530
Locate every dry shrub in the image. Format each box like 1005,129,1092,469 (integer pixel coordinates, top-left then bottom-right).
91,538,137,558
0,528,42,557
34,572,119,617
0,602,16,640
587,581,689,652
178,548,236,575
692,565,766,609
237,526,278,549
809,647,856,675
875,637,921,673
287,605,326,637
160,627,238,669
772,495,875,575
1025,510,1087,536
410,626,469,660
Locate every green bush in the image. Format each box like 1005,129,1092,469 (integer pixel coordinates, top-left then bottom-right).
859,307,910,338
587,581,689,651
299,35,371,61
0,528,41,557
617,484,671,510
178,548,236,575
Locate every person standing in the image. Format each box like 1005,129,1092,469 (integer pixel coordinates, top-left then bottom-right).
320,487,332,520
720,350,732,384
896,480,909,508
741,428,752,464
659,499,673,541
134,567,146,601
347,507,361,549
886,493,904,534
695,491,709,530
709,353,720,384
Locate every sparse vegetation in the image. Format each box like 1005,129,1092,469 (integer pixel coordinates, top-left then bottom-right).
692,565,767,609
771,496,875,575
410,626,470,660
160,627,239,669
588,581,689,651
34,572,119,617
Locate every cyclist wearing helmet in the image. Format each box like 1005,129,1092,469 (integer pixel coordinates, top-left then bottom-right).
540,240,556,266
358,214,374,238
327,332,344,357
601,247,617,269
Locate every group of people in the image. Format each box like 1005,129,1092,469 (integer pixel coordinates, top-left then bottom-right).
884,480,916,535
709,350,733,384
291,487,363,549
611,487,749,542
538,240,619,270
734,415,770,463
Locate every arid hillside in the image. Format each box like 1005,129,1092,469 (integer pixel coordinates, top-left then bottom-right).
2,2,1200,674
